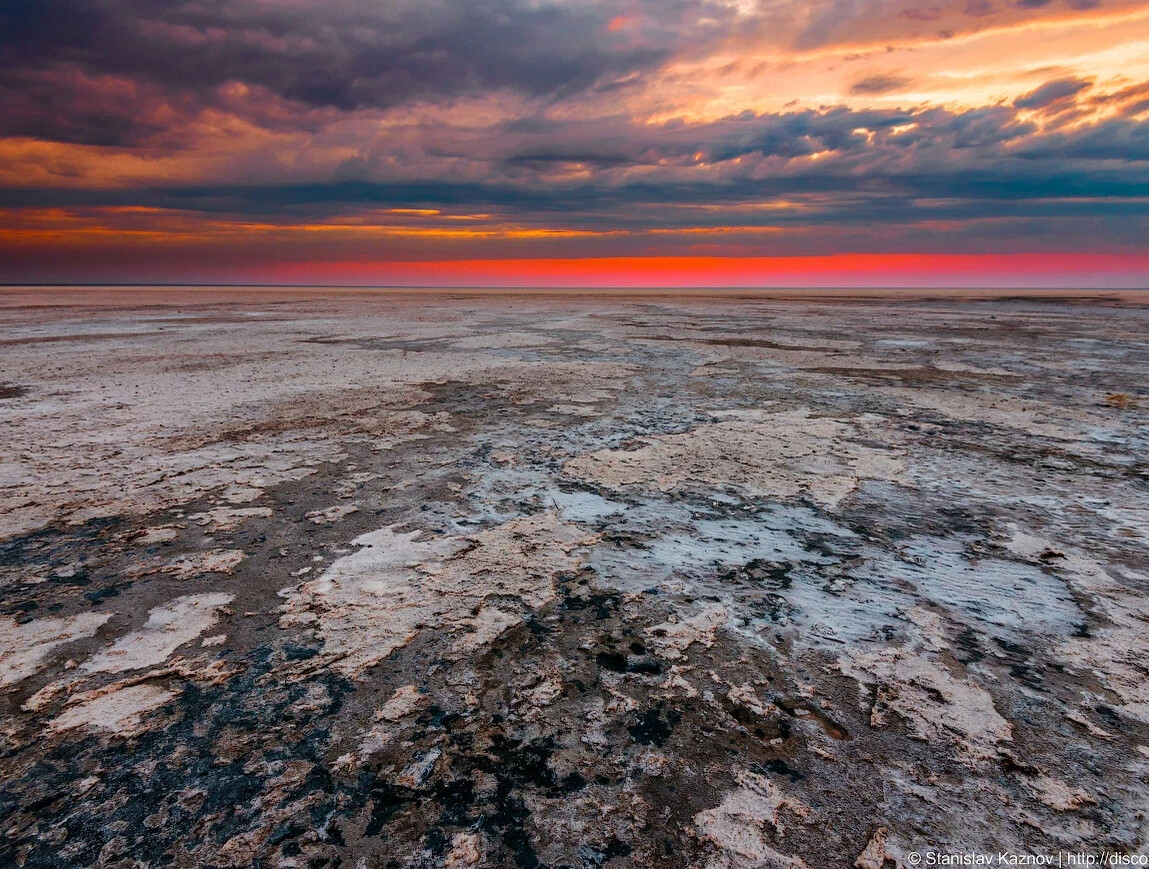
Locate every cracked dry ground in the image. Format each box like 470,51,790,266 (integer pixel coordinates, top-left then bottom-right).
1,290,1147,869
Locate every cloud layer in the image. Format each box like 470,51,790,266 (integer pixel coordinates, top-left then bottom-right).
1,0,1147,282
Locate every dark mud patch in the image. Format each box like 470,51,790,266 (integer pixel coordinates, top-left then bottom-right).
641,334,831,352
810,366,1018,388
628,706,681,746
302,335,457,353
0,334,146,348
0,648,353,869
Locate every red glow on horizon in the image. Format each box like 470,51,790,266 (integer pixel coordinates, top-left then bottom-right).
243,253,1149,288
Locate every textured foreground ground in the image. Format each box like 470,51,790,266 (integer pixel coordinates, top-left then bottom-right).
1,289,1147,868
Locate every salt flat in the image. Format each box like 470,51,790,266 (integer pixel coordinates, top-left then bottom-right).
0,288,1146,867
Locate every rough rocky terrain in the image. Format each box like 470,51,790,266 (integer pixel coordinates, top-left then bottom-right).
0,288,1146,868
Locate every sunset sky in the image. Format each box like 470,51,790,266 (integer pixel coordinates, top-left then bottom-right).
2,0,1148,286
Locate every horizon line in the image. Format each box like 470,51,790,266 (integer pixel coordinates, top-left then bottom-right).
4,283,1149,291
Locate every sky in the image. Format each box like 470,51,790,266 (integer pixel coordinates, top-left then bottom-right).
1,0,1149,286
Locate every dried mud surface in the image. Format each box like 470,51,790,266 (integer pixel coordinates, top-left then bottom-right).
1,290,1147,868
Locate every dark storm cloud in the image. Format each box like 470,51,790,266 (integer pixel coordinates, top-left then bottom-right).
0,67,200,147
1014,77,1092,109
0,0,1136,149
849,74,913,95
4,97,1145,234
1089,81,1149,117
963,0,997,17
1011,116,1149,160
1,0,1146,262
0,0,791,150
0,0,731,124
